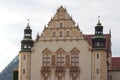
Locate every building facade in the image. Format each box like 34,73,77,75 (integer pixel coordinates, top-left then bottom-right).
18,6,112,80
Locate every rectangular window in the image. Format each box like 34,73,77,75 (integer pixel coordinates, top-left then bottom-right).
71,53,79,66
97,53,99,59
43,54,51,67
23,55,26,60
53,32,56,37
56,54,64,66
60,23,63,28
96,68,99,74
66,31,70,37
23,69,25,74
60,31,63,37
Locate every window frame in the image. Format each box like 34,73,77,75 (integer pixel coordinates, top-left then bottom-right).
43,54,51,67
66,31,70,37
60,23,63,28
71,53,79,67
56,53,64,67
60,31,63,37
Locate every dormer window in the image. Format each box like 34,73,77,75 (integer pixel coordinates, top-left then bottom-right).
60,23,63,28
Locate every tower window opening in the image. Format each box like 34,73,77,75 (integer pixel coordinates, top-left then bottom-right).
23,69,25,74
97,53,99,59
98,31,100,34
96,42,100,47
96,68,99,74
28,45,31,48
24,44,27,48
23,55,26,60
101,43,104,47
25,34,30,36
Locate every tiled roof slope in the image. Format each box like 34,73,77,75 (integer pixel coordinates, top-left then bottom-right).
111,57,120,70
84,34,111,52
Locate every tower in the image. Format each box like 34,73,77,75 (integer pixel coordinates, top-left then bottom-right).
92,17,107,80
19,20,34,80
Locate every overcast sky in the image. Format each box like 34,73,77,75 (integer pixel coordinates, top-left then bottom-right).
0,0,120,72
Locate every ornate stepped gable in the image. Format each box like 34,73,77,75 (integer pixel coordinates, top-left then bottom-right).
35,6,84,42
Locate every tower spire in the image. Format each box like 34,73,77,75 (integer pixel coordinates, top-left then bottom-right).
20,20,34,52
92,16,106,50
27,19,30,28
97,16,101,25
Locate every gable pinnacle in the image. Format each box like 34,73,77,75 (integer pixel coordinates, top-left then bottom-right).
57,5,66,11
52,6,72,20
60,5,64,9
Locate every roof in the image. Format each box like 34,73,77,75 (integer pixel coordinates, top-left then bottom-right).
111,57,120,70
84,34,111,52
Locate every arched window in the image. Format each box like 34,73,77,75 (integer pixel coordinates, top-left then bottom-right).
42,48,51,67
56,48,65,67
60,31,63,37
53,32,56,37
66,31,70,37
28,45,31,48
60,23,63,28
43,54,51,66
56,54,64,66
71,48,80,67
24,44,27,48
25,33,30,36
71,53,79,66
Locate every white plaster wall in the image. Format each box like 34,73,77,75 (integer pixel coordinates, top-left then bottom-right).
109,71,120,80
30,40,92,80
